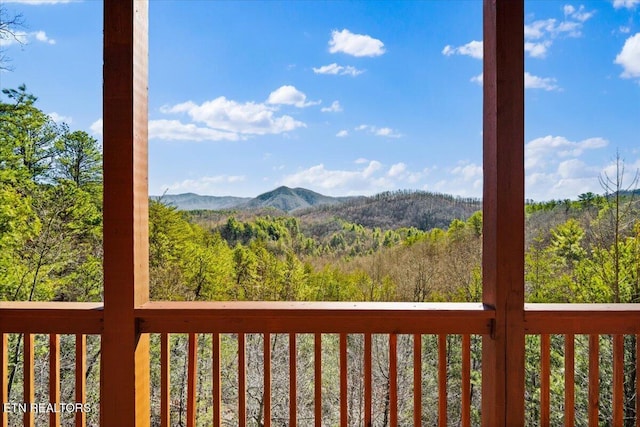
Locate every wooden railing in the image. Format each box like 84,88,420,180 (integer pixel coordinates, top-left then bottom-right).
138,302,491,426
0,303,102,426
2,302,640,426
525,304,640,426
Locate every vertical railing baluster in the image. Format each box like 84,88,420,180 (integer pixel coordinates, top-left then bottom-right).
389,333,398,427
438,334,447,427
49,334,60,427
613,334,624,426
264,333,271,427
24,333,34,427
588,334,599,427
364,334,372,426
413,334,422,427
187,333,197,427
314,333,322,427
1,334,7,427
213,333,221,427
160,333,170,427
564,334,575,427
541,334,550,426
461,334,471,427
75,334,87,427
239,334,246,427
340,333,347,427
289,333,296,427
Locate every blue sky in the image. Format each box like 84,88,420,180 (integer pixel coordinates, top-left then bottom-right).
1,0,639,201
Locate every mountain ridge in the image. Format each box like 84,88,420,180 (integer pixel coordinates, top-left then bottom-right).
152,186,359,213
154,187,482,231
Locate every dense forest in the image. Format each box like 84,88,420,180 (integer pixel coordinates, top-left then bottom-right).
2,87,640,425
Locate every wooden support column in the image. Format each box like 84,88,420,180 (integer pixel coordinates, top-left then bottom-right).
481,0,525,425
101,1,150,425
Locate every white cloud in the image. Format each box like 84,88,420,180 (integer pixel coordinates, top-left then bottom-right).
524,72,560,91
336,130,349,137
355,124,403,138
148,120,241,141
613,0,640,9
281,161,387,194
525,135,608,170
557,158,589,179
328,29,385,57
161,95,306,136
0,30,55,46
90,118,103,137
451,162,482,181
363,160,382,177
278,160,430,196
525,41,551,58
431,161,483,197
313,63,364,76
266,85,319,108
523,155,640,201
321,101,343,113
525,17,586,41
444,8,592,62
442,40,483,59
564,5,595,22
387,162,407,177
163,175,246,195
470,72,560,91
620,26,631,34
615,33,640,79
526,168,600,200
88,116,242,142
470,73,483,85
446,5,594,66
48,112,72,124
34,31,55,44
375,127,400,137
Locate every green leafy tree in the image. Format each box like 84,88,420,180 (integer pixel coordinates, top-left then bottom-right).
53,129,102,187
0,85,58,182
549,218,586,265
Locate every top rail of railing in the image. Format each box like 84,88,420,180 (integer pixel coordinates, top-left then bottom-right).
2,301,640,335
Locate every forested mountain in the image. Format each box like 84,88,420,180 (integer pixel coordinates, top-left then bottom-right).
159,187,480,232
151,192,251,211
245,185,356,211
296,189,481,230
155,186,358,212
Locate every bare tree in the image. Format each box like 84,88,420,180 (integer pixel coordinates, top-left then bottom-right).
596,151,639,303
0,5,26,71
596,152,640,425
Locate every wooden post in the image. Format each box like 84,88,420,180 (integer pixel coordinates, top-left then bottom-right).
101,1,150,425
481,0,525,425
